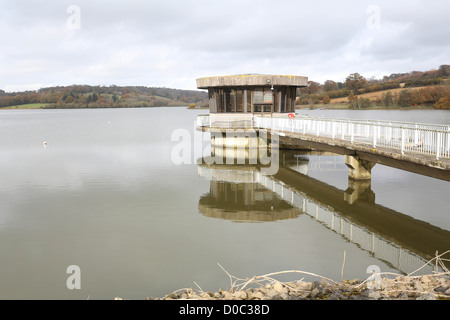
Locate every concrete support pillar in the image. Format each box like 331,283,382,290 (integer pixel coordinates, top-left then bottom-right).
344,155,376,204
344,155,375,180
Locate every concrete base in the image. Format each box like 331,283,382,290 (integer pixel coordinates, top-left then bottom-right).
211,132,268,150
207,131,276,168
345,155,376,180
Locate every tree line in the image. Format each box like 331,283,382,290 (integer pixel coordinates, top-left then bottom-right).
2,65,449,109
0,85,209,109
296,64,450,109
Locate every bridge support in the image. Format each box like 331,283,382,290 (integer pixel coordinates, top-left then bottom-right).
345,155,375,180
344,155,376,204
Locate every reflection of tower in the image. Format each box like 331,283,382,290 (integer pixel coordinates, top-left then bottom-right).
197,165,302,222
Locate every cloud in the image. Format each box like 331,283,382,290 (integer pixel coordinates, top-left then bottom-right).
0,0,449,92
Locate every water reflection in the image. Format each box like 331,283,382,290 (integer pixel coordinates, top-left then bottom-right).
198,147,450,275
198,175,302,223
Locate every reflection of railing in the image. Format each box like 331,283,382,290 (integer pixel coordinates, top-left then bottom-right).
255,172,440,275
255,116,450,160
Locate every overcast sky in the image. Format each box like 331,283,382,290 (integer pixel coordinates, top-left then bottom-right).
0,0,449,92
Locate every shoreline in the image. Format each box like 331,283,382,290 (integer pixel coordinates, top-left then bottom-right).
142,274,450,301
0,104,439,111
140,253,450,301
0,105,193,110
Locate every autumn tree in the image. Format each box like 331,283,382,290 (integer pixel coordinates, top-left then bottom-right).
435,96,450,109
381,91,394,107
397,89,413,107
347,92,357,108
345,73,367,94
323,80,337,92
438,65,450,77
302,81,320,94
65,95,75,103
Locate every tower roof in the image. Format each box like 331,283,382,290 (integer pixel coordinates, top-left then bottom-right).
196,74,308,89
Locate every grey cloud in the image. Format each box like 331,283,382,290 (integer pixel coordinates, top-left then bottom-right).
0,0,449,91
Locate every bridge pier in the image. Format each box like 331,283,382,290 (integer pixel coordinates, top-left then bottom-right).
345,155,375,180
344,155,376,204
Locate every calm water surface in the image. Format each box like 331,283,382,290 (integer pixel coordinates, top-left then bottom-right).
0,107,449,299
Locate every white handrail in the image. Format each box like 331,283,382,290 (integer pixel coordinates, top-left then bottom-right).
254,116,449,160
196,114,450,160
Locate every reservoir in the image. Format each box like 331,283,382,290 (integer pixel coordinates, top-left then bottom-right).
0,107,449,299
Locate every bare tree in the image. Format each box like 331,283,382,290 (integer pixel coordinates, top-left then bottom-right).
345,73,367,94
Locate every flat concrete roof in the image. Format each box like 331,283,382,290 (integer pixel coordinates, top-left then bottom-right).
196,74,308,89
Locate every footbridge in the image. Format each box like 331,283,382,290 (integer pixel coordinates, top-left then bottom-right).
196,114,450,182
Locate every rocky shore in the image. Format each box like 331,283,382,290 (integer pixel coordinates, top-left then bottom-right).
145,274,450,301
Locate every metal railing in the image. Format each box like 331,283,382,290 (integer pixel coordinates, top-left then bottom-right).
255,116,450,160
197,114,450,160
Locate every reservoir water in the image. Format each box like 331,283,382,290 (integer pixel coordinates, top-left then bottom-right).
0,107,449,299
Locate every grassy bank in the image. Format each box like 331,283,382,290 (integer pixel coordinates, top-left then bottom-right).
1,103,54,109
0,103,198,110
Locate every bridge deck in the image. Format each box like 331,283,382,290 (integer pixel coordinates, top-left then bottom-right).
196,114,450,182
275,129,450,182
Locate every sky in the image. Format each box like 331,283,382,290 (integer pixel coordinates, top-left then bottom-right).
0,0,449,92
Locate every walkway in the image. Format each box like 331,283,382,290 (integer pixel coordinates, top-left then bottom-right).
196,114,450,182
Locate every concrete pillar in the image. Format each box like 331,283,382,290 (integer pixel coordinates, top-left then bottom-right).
344,155,375,180
344,155,376,204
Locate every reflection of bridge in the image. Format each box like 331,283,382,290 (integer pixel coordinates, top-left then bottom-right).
197,114,450,182
197,152,450,275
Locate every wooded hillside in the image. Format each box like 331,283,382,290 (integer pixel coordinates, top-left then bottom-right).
297,64,450,109
0,85,209,109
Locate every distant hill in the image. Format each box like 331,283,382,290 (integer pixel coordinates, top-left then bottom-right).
0,84,209,109
296,65,450,109
329,85,428,103
2,65,449,110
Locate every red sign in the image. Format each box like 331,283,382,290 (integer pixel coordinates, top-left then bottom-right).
288,113,295,118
